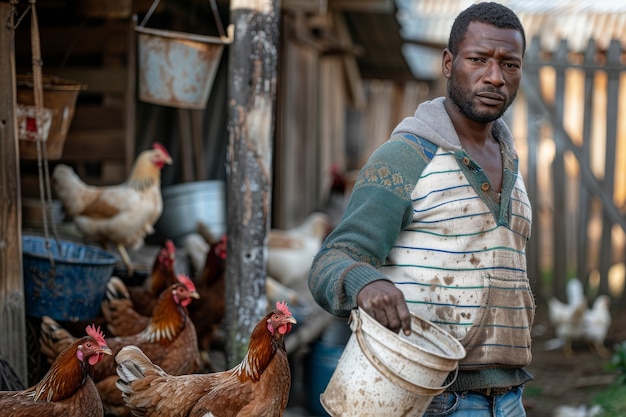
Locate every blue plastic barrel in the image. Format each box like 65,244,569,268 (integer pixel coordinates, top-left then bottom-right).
307,340,346,416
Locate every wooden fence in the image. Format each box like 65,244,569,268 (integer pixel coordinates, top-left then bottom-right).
520,36,626,305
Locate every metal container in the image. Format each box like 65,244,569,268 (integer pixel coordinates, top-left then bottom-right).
135,25,232,109
152,180,226,245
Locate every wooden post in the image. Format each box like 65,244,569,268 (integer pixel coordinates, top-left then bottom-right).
551,39,567,300
225,0,280,366
0,2,28,386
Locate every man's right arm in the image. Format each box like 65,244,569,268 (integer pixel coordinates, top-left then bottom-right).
308,136,432,328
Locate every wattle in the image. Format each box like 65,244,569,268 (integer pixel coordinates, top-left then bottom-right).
278,323,292,335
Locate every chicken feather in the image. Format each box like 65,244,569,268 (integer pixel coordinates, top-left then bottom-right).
53,142,172,275
267,212,331,286
547,278,612,358
583,295,612,358
115,301,297,417
101,240,178,337
40,274,201,417
0,325,111,417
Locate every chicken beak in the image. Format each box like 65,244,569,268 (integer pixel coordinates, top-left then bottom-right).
99,345,113,356
190,291,200,299
285,316,297,325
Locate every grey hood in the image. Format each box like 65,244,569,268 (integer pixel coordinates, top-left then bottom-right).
391,97,516,152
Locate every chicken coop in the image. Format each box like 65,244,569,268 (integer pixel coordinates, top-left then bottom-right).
3,0,626,414
0,0,422,401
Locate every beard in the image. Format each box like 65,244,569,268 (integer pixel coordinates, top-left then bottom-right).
447,71,517,123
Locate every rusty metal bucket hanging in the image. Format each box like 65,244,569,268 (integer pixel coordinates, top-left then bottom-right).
135,0,233,109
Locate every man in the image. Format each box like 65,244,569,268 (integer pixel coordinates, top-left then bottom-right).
308,2,534,416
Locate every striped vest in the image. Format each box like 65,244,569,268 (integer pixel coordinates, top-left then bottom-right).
379,145,534,370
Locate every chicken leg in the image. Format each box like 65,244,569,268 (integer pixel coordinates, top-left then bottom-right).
117,244,135,277
590,341,611,359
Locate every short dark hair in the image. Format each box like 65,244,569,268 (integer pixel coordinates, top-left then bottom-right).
447,2,526,56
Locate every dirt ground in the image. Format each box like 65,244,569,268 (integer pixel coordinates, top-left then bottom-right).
522,301,625,417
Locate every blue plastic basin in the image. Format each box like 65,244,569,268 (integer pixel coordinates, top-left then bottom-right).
22,235,118,321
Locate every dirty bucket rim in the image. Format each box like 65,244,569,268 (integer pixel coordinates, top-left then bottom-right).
354,318,459,394
17,74,87,91
22,235,118,266
161,180,225,196
356,307,466,361
135,25,231,45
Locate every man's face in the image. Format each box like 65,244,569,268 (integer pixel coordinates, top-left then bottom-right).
443,21,524,123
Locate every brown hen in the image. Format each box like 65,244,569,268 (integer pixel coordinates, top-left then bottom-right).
40,274,201,416
188,234,227,366
0,324,111,417
101,239,178,336
115,301,297,417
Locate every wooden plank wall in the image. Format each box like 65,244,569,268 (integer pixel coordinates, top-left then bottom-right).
0,1,28,388
273,13,321,229
522,36,626,304
14,1,137,196
273,11,434,230
8,0,141,385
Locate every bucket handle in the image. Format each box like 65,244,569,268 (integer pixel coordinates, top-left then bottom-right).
139,0,227,39
351,309,458,372
353,312,459,396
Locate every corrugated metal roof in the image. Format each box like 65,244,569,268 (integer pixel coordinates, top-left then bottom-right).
343,9,417,81
398,0,626,51
327,0,626,82
397,0,626,79
510,0,626,13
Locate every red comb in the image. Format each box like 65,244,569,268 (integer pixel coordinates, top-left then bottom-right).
215,235,227,260
152,142,171,158
85,324,106,346
164,239,176,254
177,274,196,292
276,300,291,316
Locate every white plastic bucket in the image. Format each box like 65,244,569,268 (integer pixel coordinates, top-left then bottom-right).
320,308,466,417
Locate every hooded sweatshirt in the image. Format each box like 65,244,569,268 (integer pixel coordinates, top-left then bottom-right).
309,97,535,390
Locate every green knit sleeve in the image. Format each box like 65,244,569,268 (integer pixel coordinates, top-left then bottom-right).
308,134,436,317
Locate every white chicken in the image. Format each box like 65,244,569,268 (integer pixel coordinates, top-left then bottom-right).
53,143,173,275
546,278,588,356
554,302,587,357
548,277,585,325
267,212,332,286
582,294,612,358
181,232,210,276
552,404,603,417
546,278,612,358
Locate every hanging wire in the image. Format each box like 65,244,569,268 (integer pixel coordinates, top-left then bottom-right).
139,0,160,28
6,0,31,31
209,0,225,39
29,0,62,272
139,0,226,40
58,19,86,71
